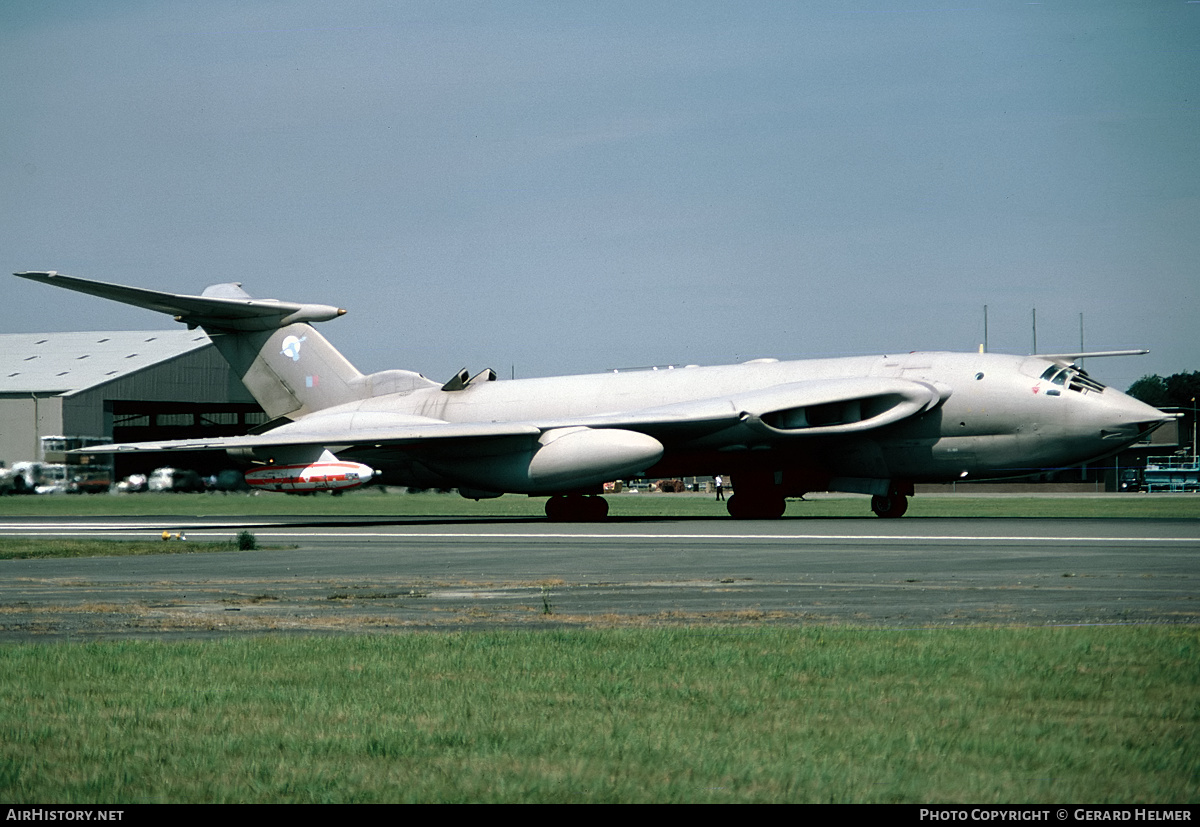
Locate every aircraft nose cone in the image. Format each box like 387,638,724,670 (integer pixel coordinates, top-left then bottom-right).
1096,391,1171,445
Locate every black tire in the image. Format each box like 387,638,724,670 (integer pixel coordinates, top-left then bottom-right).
726,493,786,519
546,494,610,521
587,496,610,521
871,494,909,518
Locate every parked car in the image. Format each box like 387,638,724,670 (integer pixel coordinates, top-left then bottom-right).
147,467,205,493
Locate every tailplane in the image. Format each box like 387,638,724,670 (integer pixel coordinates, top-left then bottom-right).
14,271,370,419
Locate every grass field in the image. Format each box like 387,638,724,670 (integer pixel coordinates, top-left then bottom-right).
1,626,1196,804
2,487,1199,520
3,490,1196,803
0,538,255,561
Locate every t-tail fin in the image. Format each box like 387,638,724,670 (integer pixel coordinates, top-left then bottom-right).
14,271,370,420
205,322,366,420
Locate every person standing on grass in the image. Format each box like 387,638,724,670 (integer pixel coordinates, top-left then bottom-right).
714,474,724,501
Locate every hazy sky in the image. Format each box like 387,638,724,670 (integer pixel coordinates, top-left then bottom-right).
4,1,1197,392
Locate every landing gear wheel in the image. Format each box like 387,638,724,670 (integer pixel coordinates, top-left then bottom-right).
545,494,610,522
726,493,787,520
871,493,909,518
545,495,567,521
587,496,610,521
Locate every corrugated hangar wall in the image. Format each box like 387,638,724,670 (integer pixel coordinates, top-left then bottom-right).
0,331,261,472
62,346,253,439
0,397,61,467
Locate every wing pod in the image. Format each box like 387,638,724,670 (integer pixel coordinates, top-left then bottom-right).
528,427,664,488
418,427,664,494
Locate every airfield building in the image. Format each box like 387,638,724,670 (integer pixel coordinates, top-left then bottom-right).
0,330,264,479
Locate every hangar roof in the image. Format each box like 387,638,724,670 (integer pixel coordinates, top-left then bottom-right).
0,330,213,395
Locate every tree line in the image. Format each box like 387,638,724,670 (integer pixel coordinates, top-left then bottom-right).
1126,371,1200,411
1127,372,1198,449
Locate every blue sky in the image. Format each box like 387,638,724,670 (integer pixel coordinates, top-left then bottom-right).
3,1,1197,392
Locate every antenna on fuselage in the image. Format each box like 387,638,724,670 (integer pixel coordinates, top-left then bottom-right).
1079,312,1085,369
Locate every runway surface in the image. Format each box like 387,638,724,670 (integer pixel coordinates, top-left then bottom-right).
2,515,1197,639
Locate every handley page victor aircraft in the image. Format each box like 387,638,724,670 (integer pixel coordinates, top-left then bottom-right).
15,271,1169,520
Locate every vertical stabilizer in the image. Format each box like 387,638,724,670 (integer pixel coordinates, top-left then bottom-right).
207,323,366,420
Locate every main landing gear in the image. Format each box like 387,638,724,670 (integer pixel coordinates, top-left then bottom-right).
724,472,788,519
545,494,609,522
723,473,913,519
870,492,909,518
725,492,786,520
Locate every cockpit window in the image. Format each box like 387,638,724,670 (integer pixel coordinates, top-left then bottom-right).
1038,364,1106,394
1068,368,1106,393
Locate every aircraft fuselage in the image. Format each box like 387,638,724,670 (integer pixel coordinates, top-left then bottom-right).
14,271,1168,519
309,350,1162,497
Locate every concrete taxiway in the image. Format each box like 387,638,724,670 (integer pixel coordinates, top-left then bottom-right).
1,515,1197,639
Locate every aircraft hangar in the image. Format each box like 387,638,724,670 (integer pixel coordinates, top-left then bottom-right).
0,329,264,480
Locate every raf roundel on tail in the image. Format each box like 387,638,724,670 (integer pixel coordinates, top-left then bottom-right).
14,271,1170,521
280,335,307,362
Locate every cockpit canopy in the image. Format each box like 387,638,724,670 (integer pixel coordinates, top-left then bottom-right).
1037,364,1106,394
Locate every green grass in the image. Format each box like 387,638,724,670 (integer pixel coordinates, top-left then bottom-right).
2,488,1199,520
0,626,1195,803
0,538,246,560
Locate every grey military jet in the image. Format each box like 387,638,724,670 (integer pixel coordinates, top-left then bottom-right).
15,271,1168,520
